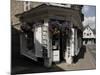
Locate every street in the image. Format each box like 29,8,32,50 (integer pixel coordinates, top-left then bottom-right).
86,45,96,61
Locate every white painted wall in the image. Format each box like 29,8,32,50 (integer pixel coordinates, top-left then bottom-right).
71,28,75,56
34,26,43,57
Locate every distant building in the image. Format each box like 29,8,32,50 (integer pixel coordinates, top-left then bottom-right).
83,25,96,45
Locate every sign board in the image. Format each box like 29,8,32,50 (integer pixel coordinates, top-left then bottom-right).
53,50,60,62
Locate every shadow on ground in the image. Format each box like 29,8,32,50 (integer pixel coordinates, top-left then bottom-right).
11,26,64,75
73,45,86,63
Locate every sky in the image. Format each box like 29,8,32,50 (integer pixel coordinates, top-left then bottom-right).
82,5,96,29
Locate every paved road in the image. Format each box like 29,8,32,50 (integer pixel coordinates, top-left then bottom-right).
86,45,96,60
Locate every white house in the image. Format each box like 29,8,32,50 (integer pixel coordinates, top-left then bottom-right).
83,25,96,45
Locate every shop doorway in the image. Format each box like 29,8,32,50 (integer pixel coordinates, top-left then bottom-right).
60,29,67,62
49,20,69,63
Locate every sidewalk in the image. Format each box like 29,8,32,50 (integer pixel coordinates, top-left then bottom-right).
53,47,96,71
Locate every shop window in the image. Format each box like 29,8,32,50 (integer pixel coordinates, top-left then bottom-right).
87,33,89,36
52,27,60,50
84,33,86,35
26,31,34,51
21,22,34,52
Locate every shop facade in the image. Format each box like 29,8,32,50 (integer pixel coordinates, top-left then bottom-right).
16,4,84,67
